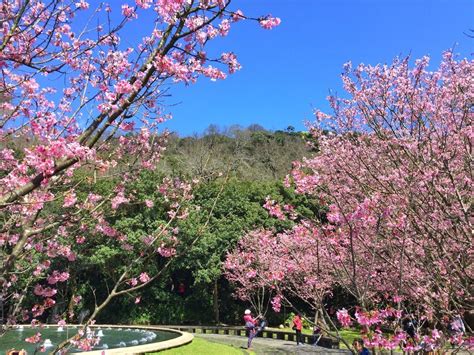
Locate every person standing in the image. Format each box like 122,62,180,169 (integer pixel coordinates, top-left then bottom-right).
402,315,417,340
353,339,370,355
244,309,258,349
451,313,465,334
177,281,186,296
312,325,322,346
292,313,303,345
448,313,466,348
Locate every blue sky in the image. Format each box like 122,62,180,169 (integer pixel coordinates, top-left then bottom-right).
157,0,473,136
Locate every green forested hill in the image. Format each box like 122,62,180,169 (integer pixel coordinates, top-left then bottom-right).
159,126,314,181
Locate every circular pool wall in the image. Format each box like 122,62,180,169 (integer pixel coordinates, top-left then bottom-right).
0,325,193,354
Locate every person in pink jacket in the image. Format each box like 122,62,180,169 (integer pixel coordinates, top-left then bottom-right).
292,313,303,345
244,309,258,349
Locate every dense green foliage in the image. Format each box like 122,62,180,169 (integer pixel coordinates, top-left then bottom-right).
37,127,318,326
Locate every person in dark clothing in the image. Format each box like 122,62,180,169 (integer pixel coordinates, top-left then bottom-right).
353,339,370,355
256,317,267,333
312,325,322,346
402,315,417,339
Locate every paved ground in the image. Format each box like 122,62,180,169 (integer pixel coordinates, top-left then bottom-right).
196,333,352,354
196,334,473,355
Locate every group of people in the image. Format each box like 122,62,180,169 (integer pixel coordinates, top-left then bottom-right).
243,309,468,353
401,314,467,351
243,310,322,350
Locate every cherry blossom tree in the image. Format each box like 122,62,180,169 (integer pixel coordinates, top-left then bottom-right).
225,226,333,317
224,229,278,317
291,52,472,321
0,0,280,350
227,52,473,352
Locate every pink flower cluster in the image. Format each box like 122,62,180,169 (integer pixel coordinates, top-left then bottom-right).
259,16,281,30
336,308,352,327
271,295,282,312
139,272,150,283
25,332,42,344
263,197,286,220
47,271,70,284
34,285,57,298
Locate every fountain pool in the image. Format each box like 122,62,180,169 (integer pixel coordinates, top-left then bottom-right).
0,326,184,354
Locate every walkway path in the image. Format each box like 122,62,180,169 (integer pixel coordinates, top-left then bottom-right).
196,333,352,354
196,334,473,355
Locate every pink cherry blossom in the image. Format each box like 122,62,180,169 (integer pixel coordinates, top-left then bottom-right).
111,192,129,209
73,295,82,305
63,192,77,208
121,4,137,18
136,0,153,9
227,52,473,352
145,199,154,208
139,272,150,283
115,80,134,94
75,1,89,9
34,285,57,297
263,197,285,220
337,308,353,327
271,295,282,312
231,10,245,22
25,332,42,344
47,271,70,284
259,16,281,30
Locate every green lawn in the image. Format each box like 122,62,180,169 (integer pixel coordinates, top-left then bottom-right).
275,326,312,334
337,329,360,349
149,337,246,354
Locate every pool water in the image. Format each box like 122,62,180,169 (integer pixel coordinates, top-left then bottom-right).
0,326,178,353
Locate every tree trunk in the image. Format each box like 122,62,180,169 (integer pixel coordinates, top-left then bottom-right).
213,279,219,324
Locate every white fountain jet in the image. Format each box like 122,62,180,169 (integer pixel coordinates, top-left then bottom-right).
97,330,104,337
57,326,64,332
43,339,53,347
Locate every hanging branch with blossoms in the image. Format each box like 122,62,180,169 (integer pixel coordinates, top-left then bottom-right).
0,0,280,350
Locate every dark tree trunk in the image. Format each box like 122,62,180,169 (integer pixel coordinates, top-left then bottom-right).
213,279,219,324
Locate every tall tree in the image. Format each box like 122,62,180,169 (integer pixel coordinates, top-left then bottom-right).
227,53,473,352
0,0,280,350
